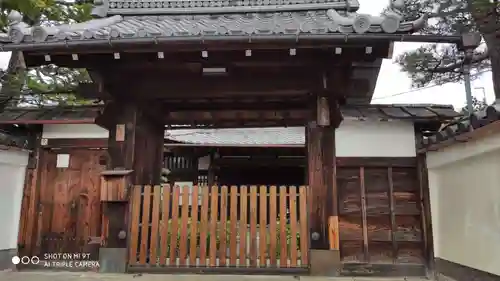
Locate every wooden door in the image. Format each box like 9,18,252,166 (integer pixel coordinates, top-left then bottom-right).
37,148,106,259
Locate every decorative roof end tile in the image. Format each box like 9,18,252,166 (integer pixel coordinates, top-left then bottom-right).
326,0,428,35
7,10,32,43
92,0,110,18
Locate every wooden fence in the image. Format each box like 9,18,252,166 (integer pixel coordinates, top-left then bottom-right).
128,185,309,269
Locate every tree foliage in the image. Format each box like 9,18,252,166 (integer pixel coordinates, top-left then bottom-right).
0,0,94,107
394,0,500,98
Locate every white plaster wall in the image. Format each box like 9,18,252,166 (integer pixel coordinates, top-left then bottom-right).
336,119,416,157
0,149,29,250
426,132,500,276
42,124,109,139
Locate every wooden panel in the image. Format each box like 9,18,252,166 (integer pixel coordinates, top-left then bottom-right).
229,186,238,266
159,184,171,265
199,186,210,266
268,186,277,267
149,185,161,265
33,149,104,261
219,185,228,266
337,158,426,272
279,186,288,267
126,184,310,270
189,185,199,266
239,186,248,266
139,186,151,265
179,185,190,266
101,176,128,202
298,186,309,266
259,185,267,267
289,186,298,266
249,186,258,266
209,186,219,266
128,186,142,265
169,186,181,265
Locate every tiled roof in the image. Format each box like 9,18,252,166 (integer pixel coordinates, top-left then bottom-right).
166,127,305,146
420,104,500,151
6,2,427,44
0,105,101,124
0,104,459,125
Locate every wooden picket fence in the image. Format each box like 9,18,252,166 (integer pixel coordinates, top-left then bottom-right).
128,185,309,269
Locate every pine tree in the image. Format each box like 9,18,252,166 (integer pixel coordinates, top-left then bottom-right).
0,0,94,108
394,0,499,99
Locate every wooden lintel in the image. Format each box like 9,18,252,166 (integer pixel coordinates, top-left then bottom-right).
109,70,322,99
214,157,305,167
42,138,108,149
23,45,388,68
336,157,417,168
164,109,308,125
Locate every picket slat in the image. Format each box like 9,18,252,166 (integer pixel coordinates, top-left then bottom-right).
139,186,151,264
289,186,298,267
128,186,142,265
279,186,288,267
249,186,258,266
169,186,181,263
128,184,310,269
239,186,248,266
179,185,190,265
229,186,238,266
299,186,309,266
268,186,278,266
149,185,161,265
209,186,219,266
159,184,171,265
199,187,210,266
259,185,267,267
189,185,200,266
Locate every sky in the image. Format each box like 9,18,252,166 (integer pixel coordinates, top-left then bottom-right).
0,0,494,110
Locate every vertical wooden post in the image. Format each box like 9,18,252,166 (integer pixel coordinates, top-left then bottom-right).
307,91,342,275
415,129,435,278
95,101,164,273
307,93,341,251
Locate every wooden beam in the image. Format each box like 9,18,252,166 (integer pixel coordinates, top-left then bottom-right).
162,99,308,111
23,45,389,67
110,70,323,99
214,157,305,167
164,109,308,126
42,138,108,149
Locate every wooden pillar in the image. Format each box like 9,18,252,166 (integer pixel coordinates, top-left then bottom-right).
95,101,164,273
307,88,343,275
415,129,435,278
307,92,342,250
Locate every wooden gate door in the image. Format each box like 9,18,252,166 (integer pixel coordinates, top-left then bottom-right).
37,148,106,260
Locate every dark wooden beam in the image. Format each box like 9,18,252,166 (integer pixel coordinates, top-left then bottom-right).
162,99,308,111
23,45,389,68
336,157,417,168
108,70,323,99
214,157,305,167
163,109,308,126
42,138,108,149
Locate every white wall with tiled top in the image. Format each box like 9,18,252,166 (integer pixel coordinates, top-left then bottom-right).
426,131,500,276
0,148,29,251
